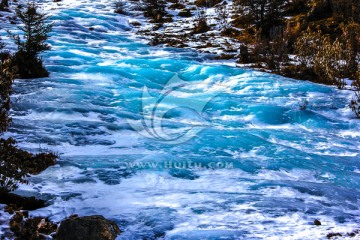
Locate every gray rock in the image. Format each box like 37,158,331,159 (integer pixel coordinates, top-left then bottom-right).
56,215,121,240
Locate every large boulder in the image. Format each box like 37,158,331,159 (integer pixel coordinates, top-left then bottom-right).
56,215,121,240
192,19,210,34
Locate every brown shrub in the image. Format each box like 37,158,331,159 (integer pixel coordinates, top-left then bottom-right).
195,0,222,8
0,138,57,193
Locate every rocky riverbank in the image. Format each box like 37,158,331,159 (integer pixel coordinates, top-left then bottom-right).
121,0,360,117
0,144,120,239
124,0,243,63
124,0,359,83
6,212,120,240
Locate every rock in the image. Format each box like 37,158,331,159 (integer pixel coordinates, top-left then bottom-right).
348,229,360,237
178,9,192,17
326,232,342,239
150,34,160,46
130,21,141,27
169,3,185,9
192,19,210,34
56,215,121,240
0,191,45,210
314,219,321,226
239,45,249,63
9,211,57,239
155,13,163,23
326,229,360,239
215,53,236,60
153,23,163,31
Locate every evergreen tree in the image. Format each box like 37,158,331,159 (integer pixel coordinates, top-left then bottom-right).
235,0,288,38
0,39,16,133
9,3,52,79
0,0,9,11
